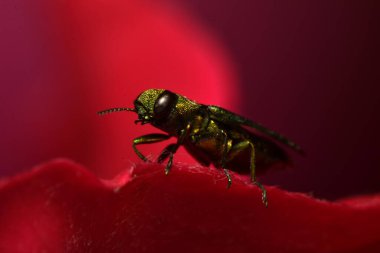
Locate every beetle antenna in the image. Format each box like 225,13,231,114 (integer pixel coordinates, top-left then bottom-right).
97,107,136,116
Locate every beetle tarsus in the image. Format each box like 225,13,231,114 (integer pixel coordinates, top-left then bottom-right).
164,152,174,175
223,169,232,189
253,180,268,208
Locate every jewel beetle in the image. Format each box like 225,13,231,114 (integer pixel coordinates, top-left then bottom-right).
98,89,304,207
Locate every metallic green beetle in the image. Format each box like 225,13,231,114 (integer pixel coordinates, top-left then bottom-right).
98,89,303,207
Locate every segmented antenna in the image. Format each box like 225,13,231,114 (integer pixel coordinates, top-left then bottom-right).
97,107,135,116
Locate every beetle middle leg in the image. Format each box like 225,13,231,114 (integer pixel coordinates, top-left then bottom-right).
157,124,191,175
226,140,268,207
190,130,232,188
133,134,171,162
157,143,177,175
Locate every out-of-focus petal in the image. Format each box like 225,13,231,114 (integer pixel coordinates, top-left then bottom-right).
0,0,238,177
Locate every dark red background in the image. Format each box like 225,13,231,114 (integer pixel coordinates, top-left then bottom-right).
1,0,380,201
174,0,380,199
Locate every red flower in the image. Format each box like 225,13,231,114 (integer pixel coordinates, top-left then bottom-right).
2,1,380,252
1,160,380,252
1,0,238,178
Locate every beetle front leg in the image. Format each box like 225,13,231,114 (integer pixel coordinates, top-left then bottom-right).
132,134,171,162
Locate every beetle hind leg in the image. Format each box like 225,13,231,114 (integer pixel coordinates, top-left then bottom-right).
247,141,268,207
226,140,268,207
220,130,232,188
253,180,268,208
223,169,232,188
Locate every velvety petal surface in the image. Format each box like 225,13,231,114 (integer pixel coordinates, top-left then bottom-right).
1,159,379,253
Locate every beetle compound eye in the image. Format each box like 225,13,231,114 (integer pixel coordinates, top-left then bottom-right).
154,90,178,119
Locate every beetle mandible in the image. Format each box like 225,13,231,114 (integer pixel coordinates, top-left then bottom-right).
98,89,303,207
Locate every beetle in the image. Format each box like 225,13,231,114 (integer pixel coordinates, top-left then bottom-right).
98,89,303,207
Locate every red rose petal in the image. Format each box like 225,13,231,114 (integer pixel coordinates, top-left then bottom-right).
1,160,379,252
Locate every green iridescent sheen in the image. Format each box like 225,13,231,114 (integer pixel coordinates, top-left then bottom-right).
98,89,304,208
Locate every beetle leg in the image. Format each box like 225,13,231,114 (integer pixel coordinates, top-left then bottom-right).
190,129,232,188
226,140,268,207
157,144,176,164
199,106,211,132
157,143,177,175
164,151,174,175
132,134,171,162
157,124,191,175
223,169,232,188
220,130,232,188
247,141,268,208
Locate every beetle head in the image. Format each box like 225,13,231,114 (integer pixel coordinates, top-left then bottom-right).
97,89,178,126
134,89,178,125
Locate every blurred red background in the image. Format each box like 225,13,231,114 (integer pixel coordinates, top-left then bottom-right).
0,0,239,178
179,0,380,200
1,0,379,201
